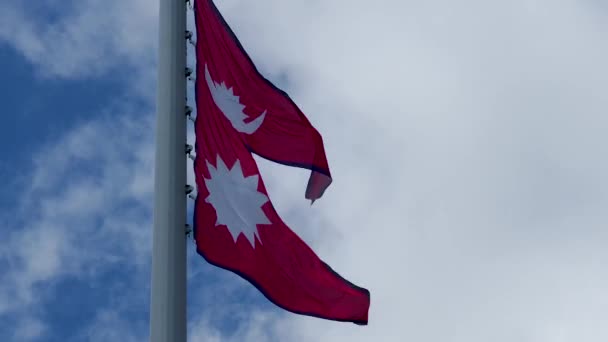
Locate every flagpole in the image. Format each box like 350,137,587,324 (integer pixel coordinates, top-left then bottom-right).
150,0,188,339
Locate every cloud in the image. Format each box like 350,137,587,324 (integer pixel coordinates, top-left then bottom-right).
2,0,608,341
188,0,608,341
77,309,147,342
12,317,47,341
0,103,156,340
0,0,158,79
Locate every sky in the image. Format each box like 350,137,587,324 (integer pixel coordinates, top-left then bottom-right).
1,0,608,341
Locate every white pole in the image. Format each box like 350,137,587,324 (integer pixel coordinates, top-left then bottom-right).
150,0,187,340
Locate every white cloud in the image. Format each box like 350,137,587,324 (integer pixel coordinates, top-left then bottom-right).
78,309,146,342
2,0,608,341
0,0,158,79
0,105,156,339
189,309,283,342
12,317,47,341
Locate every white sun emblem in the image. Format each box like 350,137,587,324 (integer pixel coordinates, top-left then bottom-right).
203,156,271,246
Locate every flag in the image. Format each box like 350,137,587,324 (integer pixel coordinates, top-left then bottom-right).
192,0,370,324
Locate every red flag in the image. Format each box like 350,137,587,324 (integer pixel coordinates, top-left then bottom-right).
193,0,370,324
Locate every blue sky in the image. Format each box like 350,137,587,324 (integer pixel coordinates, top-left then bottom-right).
2,0,608,341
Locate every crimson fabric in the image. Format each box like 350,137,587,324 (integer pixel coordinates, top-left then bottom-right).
193,0,370,324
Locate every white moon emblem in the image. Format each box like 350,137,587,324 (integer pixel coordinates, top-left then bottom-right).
205,64,266,134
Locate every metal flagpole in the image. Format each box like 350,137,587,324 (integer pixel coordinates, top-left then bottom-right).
150,0,188,340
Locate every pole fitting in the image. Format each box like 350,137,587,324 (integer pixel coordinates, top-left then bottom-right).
185,184,194,195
